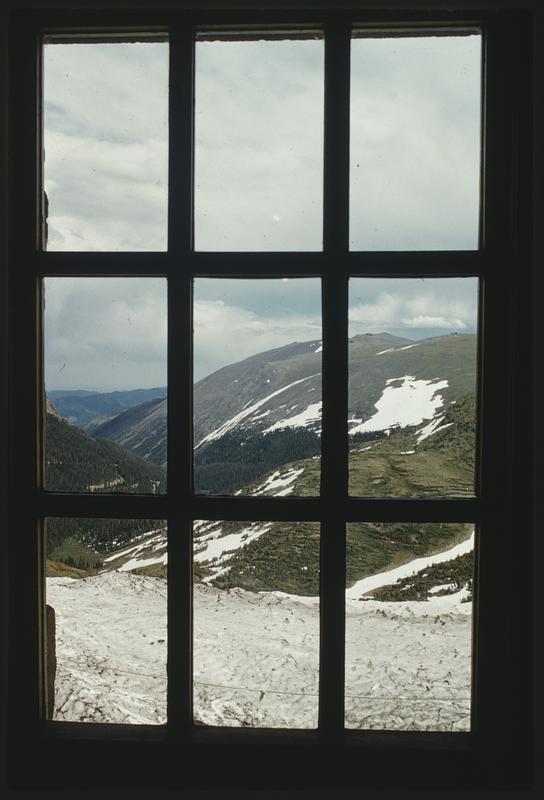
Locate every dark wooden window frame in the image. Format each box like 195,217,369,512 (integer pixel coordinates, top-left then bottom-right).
7,6,533,791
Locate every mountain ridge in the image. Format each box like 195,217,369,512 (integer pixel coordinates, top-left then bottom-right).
92,331,477,494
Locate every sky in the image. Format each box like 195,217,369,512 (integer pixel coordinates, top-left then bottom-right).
43,35,481,391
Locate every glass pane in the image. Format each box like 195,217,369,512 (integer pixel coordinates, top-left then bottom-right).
45,518,167,724
350,33,481,250
194,278,322,496
43,39,168,251
194,35,324,250
193,520,320,728
44,278,167,492
348,277,478,497
345,522,474,731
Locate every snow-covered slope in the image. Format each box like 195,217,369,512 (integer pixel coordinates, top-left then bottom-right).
47,565,472,730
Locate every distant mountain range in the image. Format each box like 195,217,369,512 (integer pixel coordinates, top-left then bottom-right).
47,386,167,431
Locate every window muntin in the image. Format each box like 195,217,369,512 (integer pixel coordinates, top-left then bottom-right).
43,38,169,252
37,26,480,728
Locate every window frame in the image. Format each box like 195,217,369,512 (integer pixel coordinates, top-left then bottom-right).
6,5,533,791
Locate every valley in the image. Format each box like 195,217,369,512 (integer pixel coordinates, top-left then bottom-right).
44,330,477,730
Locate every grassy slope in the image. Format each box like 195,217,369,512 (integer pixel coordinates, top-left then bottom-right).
213,521,472,595
54,391,476,594
370,552,473,602
347,333,476,419
206,394,476,593
235,393,476,499
46,559,91,579
348,394,476,497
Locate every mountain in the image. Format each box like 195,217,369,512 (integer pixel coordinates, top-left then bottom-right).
45,405,166,573
93,332,477,493
93,394,475,594
46,407,166,494
92,396,167,464
47,332,476,592
46,386,167,431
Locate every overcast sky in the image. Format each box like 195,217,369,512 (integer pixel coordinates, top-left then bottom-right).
43,35,481,391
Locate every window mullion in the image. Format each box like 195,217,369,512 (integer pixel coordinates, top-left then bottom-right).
9,16,45,736
472,15,531,772
319,19,351,737
166,21,194,736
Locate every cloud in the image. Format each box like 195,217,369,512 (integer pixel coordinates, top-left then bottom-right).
194,39,324,251
44,278,323,389
42,38,481,389
44,276,476,390
193,298,322,380
44,35,481,253
44,278,168,391
400,315,467,329
44,42,168,251
348,278,477,337
350,35,481,250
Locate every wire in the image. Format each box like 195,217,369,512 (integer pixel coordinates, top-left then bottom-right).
56,657,468,703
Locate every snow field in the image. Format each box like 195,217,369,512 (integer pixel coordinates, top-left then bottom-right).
47,572,167,725
349,376,449,435
345,594,472,731
47,532,473,731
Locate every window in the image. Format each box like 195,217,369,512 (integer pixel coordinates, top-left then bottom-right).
6,4,533,791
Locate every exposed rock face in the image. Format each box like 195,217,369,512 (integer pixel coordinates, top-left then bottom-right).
46,398,61,418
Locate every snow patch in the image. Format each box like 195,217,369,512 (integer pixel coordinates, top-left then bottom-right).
376,343,420,356
195,374,319,448
349,376,448,435
254,467,304,496
429,583,458,595
398,343,420,352
263,402,322,434
345,533,474,601
194,523,273,564
416,417,453,443
118,551,167,573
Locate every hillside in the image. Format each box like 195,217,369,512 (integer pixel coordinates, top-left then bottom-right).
46,332,476,592
46,410,166,494
93,331,477,494
96,400,475,594
45,407,166,573
92,396,167,465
